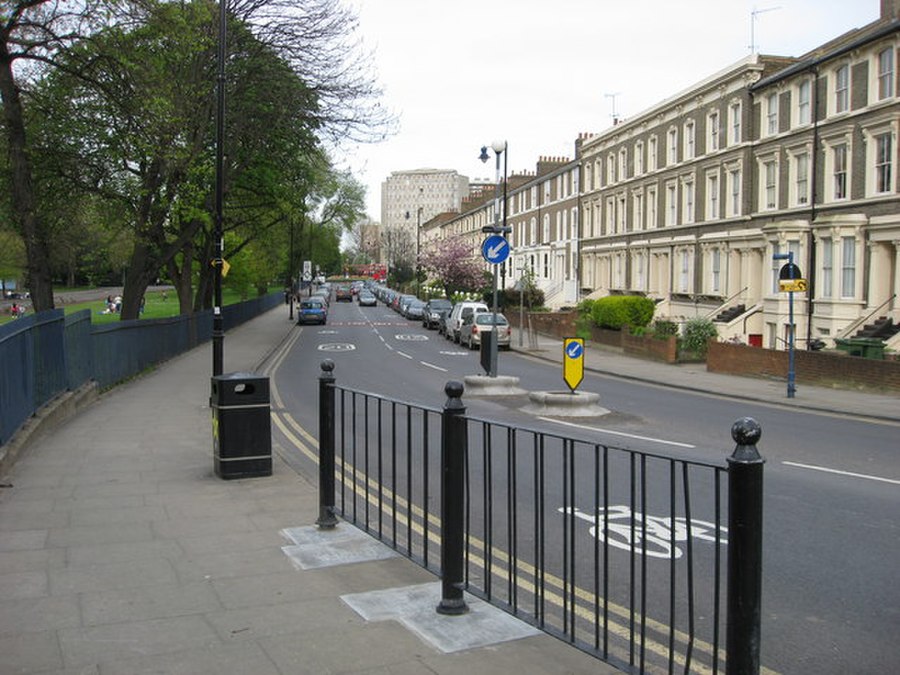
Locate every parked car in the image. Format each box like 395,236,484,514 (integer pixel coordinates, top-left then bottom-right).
436,309,452,337
404,299,426,320
446,301,489,343
358,290,377,306
297,297,327,325
422,298,452,329
395,294,417,315
459,312,511,350
335,284,353,302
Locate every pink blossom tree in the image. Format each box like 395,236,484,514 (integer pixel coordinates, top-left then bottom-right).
419,236,486,299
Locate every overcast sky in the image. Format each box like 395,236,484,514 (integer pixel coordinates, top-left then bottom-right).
339,0,881,220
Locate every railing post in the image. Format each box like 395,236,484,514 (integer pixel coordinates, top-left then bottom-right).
317,359,338,529
726,417,765,675
437,380,469,615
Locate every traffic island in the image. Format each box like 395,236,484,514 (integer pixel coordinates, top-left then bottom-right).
463,374,527,397
521,390,610,417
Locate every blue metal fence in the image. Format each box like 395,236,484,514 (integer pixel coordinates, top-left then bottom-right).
0,292,282,447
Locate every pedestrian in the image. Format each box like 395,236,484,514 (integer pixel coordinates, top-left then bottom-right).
11,302,19,318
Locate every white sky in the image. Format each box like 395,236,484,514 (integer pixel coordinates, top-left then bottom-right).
339,0,881,220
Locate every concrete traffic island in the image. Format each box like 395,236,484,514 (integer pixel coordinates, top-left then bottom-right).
463,374,527,396
521,390,610,417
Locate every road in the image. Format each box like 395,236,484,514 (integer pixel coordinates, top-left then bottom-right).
271,298,900,675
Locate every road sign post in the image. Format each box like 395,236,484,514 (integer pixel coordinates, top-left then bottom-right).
774,254,800,398
563,337,585,392
482,232,511,378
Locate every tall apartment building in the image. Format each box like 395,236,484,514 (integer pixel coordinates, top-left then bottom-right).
380,169,470,246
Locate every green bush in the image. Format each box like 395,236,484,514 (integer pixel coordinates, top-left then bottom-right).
651,320,679,338
590,296,655,330
681,318,719,357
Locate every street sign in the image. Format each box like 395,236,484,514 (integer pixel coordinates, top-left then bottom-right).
778,262,802,280
563,337,584,392
779,278,808,292
481,235,510,265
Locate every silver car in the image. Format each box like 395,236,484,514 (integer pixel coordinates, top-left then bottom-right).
459,312,511,350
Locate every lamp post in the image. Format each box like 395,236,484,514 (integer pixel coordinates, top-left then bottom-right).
288,218,294,321
212,0,227,377
773,252,797,398
479,140,508,378
517,264,525,347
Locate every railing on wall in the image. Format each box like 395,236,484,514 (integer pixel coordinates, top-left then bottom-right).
317,361,765,674
0,292,282,447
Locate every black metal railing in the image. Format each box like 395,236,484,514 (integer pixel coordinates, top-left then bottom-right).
317,362,765,675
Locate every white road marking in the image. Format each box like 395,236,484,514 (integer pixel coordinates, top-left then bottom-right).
539,417,696,449
317,343,356,351
421,361,448,372
782,461,900,485
396,351,413,360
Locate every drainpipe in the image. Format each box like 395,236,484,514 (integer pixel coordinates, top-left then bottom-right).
807,66,820,349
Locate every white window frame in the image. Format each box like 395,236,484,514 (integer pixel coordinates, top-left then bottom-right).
665,181,678,226
864,125,896,196
633,250,646,291
667,127,678,165
820,236,833,298
707,110,720,152
634,141,644,176
729,101,742,145
788,147,811,206
679,249,691,293
646,185,658,228
706,171,720,221
648,135,658,171
684,120,695,159
632,190,644,232
618,148,628,180
832,63,850,115
617,193,627,233
841,236,856,298
682,176,695,224
605,197,615,235
710,247,722,294
766,92,779,136
796,79,811,126
875,46,895,101
758,156,779,211
726,166,742,217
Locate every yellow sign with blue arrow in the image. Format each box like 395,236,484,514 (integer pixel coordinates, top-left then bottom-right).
563,337,584,392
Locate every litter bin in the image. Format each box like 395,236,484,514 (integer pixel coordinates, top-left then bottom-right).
211,372,272,479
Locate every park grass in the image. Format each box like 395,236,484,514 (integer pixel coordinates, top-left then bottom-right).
2,287,275,326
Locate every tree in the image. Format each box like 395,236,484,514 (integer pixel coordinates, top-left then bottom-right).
419,236,484,299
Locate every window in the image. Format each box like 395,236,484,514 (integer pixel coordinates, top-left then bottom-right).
708,110,719,152
607,154,616,184
685,120,695,159
729,102,742,145
875,132,893,193
618,148,628,180
634,252,645,291
763,160,778,210
727,168,742,216
797,80,811,125
706,173,719,220
605,197,615,234
632,191,644,231
682,178,695,224
834,64,849,114
648,136,658,171
841,236,855,298
635,141,644,175
617,194,627,233
766,93,779,135
542,214,550,242
667,128,678,165
679,250,690,293
647,186,657,228
821,237,833,298
711,248,721,293
878,47,895,100
666,183,677,226
795,152,809,205
833,144,848,200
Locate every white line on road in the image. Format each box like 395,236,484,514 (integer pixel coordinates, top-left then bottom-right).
396,351,413,360
539,417,696,449
421,361,448,372
782,461,900,485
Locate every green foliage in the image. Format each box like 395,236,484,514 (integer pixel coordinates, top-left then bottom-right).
590,296,655,330
575,312,593,340
651,320,679,339
681,318,719,357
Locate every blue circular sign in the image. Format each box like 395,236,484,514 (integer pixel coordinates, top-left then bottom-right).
565,342,583,359
481,235,510,264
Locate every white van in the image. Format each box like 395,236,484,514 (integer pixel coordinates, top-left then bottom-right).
446,301,489,343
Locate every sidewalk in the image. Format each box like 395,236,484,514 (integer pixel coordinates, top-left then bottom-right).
0,309,894,674
0,308,613,675
509,328,899,422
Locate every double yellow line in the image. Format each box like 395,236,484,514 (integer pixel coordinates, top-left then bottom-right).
263,327,777,675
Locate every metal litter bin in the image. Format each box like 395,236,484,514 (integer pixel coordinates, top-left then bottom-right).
211,372,272,479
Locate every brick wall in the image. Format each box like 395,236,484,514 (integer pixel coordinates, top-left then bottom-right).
707,342,900,392
623,334,678,363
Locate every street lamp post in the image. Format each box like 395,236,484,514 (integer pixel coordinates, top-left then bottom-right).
288,218,294,321
773,252,797,398
480,140,508,378
212,0,227,377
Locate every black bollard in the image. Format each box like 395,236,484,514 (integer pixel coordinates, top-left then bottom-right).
726,417,765,675
437,381,469,615
317,360,338,529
